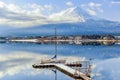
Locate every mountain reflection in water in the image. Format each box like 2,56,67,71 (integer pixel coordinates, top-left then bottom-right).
1,40,120,46
0,40,120,80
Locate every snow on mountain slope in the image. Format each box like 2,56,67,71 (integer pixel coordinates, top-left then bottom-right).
49,7,86,23
49,6,101,23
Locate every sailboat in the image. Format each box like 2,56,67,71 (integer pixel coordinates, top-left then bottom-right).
41,54,66,64
41,28,66,64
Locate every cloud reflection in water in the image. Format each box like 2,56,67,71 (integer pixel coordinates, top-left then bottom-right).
0,51,84,79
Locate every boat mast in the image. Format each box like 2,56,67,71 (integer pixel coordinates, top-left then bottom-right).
55,28,57,60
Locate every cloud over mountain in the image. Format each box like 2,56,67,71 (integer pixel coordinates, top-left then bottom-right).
0,1,119,29
81,2,103,15
0,1,97,28
0,1,51,27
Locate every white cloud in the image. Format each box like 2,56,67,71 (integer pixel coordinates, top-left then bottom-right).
80,2,103,16
66,1,74,6
0,1,50,27
86,9,96,16
0,1,86,28
81,2,102,9
88,2,102,8
44,4,53,10
0,51,85,78
111,1,120,4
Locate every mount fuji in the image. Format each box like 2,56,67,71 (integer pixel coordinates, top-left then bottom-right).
0,7,120,36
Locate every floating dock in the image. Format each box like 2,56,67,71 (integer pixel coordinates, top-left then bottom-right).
32,63,91,80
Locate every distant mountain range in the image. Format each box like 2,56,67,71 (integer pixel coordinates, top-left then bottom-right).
0,7,120,36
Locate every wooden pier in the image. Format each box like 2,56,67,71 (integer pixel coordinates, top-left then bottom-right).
32,63,91,80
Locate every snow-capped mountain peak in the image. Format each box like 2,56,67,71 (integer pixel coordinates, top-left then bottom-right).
49,7,88,23
49,6,99,23
69,7,92,18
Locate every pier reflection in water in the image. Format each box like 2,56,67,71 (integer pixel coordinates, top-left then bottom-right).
32,60,91,80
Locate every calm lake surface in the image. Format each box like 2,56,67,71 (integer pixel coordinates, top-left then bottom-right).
0,42,120,80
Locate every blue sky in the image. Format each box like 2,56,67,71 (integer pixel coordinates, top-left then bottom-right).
0,0,120,28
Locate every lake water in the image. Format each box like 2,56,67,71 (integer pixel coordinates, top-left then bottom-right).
0,42,120,80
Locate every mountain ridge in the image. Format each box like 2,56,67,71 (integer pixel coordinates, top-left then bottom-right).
0,6,120,36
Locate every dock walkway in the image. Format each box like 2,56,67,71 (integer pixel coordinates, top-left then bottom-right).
32,63,91,80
